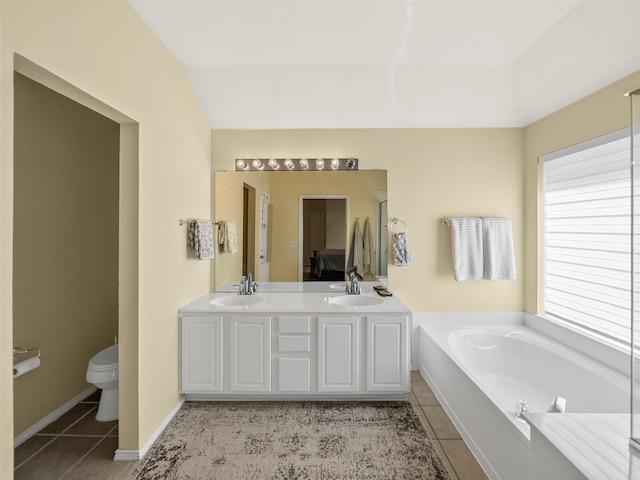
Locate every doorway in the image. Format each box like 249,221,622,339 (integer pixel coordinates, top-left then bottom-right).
11,55,139,464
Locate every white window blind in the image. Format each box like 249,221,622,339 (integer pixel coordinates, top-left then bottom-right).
543,132,632,343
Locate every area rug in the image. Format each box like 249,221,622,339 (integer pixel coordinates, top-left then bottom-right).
130,401,450,480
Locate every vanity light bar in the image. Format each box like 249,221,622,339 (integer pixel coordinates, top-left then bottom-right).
235,158,358,171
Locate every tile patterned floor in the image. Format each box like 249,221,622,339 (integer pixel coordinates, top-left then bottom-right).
410,370,490,480
14,391,137,480
14,375,488,479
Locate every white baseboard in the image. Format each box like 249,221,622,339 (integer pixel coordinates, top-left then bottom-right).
114,396,185,461
14,386,98,448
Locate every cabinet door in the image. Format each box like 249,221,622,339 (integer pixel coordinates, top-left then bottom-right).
229,316,271,392
317,316,359,392
180,316,223,393
366,316,408,392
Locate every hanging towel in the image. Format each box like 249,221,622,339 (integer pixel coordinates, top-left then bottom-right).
481,217,516,280
391,231,412,266
449,217,483,281
217,221,239,254
187,220,215,260
363,218,376,276
346,219,364,280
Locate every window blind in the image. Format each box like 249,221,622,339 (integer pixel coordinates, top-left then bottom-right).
543,134,632,343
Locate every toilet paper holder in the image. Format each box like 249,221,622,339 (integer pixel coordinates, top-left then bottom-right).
13,346,41,359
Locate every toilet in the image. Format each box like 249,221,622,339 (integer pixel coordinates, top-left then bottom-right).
86,344,119,422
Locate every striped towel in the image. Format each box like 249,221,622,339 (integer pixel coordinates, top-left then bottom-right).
481,217,516,280
187,220,215,260
449,217,483,281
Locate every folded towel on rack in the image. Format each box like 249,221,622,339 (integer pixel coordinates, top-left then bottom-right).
449,217,483,281
482,217,516,280
217,221,238,254
392,232,412,266
187,220,215,260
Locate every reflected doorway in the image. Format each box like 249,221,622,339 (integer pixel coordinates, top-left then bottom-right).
299,196,349,281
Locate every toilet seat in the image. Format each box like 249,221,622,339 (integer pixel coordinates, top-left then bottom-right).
88,344,118,372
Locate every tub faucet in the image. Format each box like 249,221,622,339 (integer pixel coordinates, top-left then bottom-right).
346,272,361,295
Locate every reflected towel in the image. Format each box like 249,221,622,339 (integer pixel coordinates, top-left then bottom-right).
187,220,215,260
347,219,364,279
482,217,516,280
217,221,239,254
363,218,375,276
449,217,482,281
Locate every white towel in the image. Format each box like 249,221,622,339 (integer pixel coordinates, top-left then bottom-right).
449,217,483,281
482,217,516,280
187,220,215,260
217,221,238,254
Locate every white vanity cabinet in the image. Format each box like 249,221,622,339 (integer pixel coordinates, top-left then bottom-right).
179,316,223,393
317,316,359,392
229,316,271,392
366,316,408,392
179,292,411,400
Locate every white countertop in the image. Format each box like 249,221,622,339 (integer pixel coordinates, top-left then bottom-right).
525,413,640,480
216,281,385,293
179,290,410,315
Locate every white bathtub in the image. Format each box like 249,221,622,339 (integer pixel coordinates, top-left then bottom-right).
418,312,630,480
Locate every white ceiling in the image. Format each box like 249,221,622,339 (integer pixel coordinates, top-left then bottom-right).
129,0,640,129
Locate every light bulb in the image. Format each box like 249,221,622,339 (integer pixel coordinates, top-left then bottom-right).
315,159,325,170
268,159,279,169
236,159,248,170
300,158,309,169
331,158,340,170
284,158,294,170
252,159,263,169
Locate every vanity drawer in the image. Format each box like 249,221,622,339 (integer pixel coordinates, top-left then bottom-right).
279,335,311,353
278,316,311,334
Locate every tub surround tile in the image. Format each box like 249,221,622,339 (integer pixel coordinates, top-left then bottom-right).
526,413,632,480
423,406,462,439
440,439,490,480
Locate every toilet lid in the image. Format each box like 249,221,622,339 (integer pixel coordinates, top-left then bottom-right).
89,344,118,371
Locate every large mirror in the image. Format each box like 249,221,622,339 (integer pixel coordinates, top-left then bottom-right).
214,170,387,290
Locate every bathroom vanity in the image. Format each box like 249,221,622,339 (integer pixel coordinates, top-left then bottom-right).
178,289,411,400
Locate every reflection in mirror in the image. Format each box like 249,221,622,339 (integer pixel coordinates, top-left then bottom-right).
214,170,387,290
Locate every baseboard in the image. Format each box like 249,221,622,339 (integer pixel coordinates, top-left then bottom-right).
14,385,97,448
114,396,185,461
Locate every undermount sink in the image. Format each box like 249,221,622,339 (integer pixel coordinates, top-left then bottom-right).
329,282,346,290
329,295,384,307
210,295,264,307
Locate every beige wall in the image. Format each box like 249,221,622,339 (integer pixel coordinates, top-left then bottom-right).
1,1,211,475
523,69,640,314
13,73,120,435
211,129,525,312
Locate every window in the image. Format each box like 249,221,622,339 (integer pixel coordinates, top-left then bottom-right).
541,128,632,343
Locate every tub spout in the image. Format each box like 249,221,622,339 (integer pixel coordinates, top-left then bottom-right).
547,396,567,413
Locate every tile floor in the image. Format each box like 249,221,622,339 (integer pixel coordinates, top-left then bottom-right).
13,391,137,480
14,374,488,480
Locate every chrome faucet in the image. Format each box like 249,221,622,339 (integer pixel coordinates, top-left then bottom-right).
346,272,361,295
235,273,259,295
